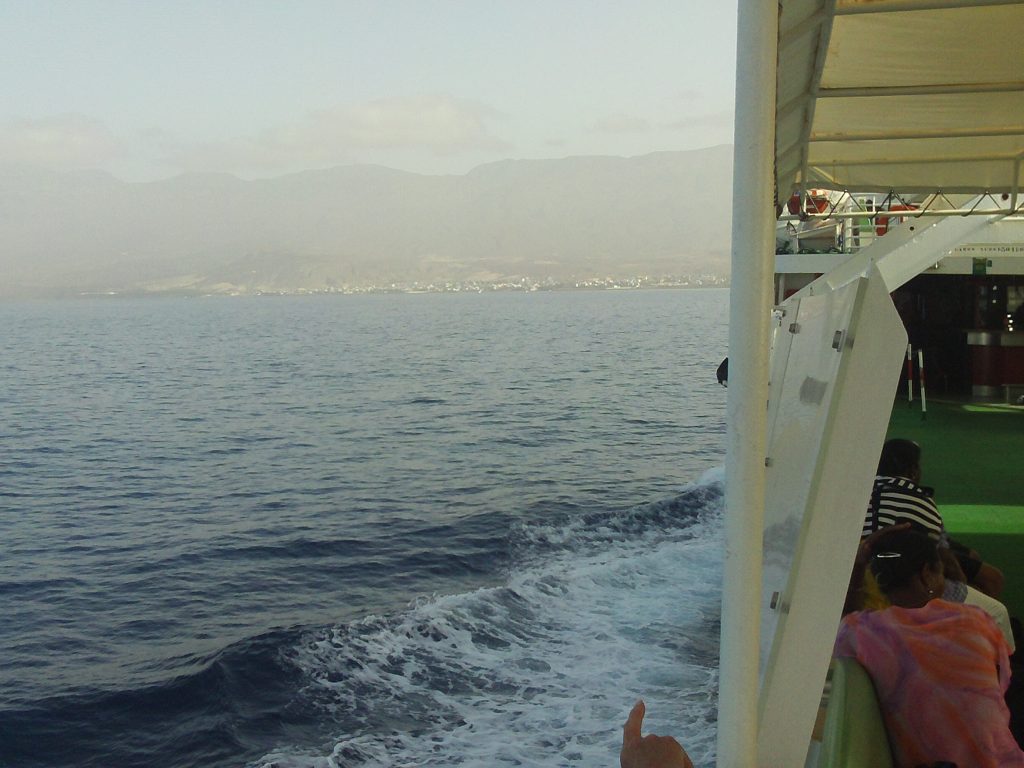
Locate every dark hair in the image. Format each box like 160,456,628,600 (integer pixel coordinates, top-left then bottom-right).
869,529,940,594
877,438,921,477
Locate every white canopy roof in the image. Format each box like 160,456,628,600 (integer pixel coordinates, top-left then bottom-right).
776,0,1024,203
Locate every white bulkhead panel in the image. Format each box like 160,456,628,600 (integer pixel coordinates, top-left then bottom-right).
755,270,908,765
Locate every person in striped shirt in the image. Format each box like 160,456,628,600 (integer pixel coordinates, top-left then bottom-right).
863,438,1004,600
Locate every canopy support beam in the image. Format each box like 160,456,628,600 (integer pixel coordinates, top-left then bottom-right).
812,150,1024,165
811,126,1024,142
799,0,839,196
835,0,1023,15
819,81,1024,98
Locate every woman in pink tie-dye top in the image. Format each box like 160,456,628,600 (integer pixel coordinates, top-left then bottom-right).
835,529,1022,768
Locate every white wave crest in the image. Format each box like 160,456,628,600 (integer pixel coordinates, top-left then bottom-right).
256,483,724,767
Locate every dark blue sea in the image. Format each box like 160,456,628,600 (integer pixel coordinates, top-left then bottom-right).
0,289,728,767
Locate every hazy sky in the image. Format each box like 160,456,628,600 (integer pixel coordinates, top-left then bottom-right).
1,1,737,181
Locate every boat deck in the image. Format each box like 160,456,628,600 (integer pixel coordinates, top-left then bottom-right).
886,399,1024,621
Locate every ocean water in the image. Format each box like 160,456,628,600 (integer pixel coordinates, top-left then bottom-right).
0,289,728,767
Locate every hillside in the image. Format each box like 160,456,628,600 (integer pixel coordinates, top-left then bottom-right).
0,146,733,297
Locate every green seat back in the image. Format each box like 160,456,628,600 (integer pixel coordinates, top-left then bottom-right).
818,657,894,768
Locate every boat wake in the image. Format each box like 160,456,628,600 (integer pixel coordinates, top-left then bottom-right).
0,474,724,768
257,472,724,767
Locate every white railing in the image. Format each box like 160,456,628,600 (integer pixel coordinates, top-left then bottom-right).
778,190,1022,254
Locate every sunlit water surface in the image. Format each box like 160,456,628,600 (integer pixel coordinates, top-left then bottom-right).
0,289,727,767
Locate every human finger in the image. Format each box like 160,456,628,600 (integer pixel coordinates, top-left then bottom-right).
622,699,645,747
645,735,695,768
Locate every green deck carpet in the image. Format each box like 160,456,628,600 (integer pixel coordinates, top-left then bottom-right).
886,399,1024,507
886,399,1024,620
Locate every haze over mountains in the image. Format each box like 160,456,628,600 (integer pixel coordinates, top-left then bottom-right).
0,145,732,298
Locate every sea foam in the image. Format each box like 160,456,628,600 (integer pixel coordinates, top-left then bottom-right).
257,478,724,767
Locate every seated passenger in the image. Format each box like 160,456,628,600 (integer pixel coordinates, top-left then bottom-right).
837,529,1023,768
863,437,1005,599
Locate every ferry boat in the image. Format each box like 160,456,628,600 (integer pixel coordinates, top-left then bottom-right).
719,0,1024,764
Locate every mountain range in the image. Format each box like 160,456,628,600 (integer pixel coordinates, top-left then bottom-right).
0,145,733,298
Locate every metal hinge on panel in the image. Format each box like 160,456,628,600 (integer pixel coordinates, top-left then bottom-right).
832,330,846,350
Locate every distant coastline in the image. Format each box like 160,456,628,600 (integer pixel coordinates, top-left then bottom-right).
69,274,729,299
2,148,733,301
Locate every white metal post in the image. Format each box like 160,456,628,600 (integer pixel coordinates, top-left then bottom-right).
918,348,928,419
718,0,778,763
906,344,914,404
